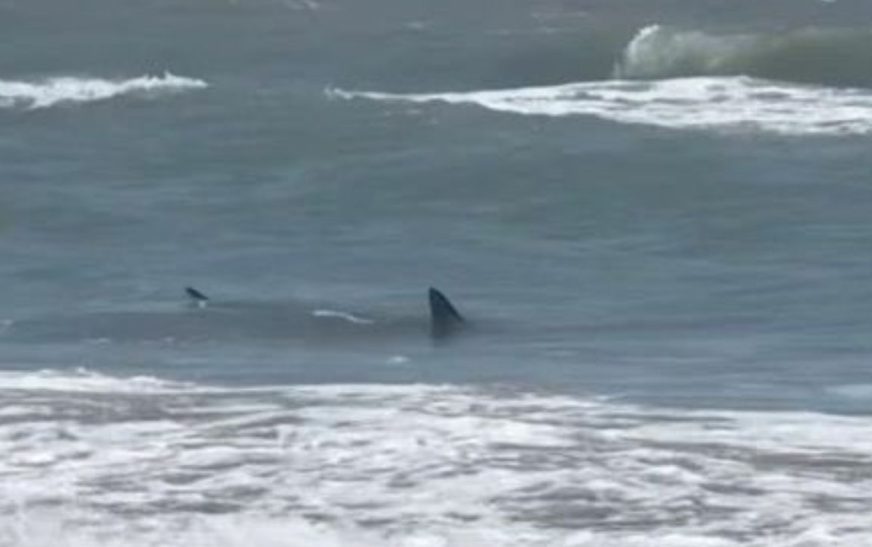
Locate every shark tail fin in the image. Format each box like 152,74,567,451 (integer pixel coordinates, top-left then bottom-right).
185,287,209,307
428,287,464,338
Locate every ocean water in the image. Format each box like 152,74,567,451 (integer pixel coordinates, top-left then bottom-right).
3,0,872,545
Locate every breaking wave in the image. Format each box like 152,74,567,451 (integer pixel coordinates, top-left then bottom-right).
330,76,872,136
2,369,872,546
0,72,208,110
614,24,872,88
330,23,872,135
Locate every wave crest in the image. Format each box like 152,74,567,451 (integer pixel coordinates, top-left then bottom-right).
614,24,872,87
0,72,208,110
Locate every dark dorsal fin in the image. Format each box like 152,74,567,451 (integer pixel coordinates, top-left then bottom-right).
185,287,209,306
428,287,464,338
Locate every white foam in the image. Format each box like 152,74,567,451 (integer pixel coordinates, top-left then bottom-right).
312,309,375,325
330,76,872,135
0,367,197,393
0,72,207,109
2,370,872,546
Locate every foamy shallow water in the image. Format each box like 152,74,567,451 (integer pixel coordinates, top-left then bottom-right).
2,370,871,546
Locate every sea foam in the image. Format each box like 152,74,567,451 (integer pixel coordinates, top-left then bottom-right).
2,370,872,546
331,75,872,135
0,72,207,109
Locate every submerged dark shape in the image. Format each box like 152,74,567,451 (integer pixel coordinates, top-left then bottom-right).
3,286,468,346
186,285,466,340
428,287,464,339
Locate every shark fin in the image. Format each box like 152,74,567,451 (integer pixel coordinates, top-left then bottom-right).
428,287,464,338
185,287,209,307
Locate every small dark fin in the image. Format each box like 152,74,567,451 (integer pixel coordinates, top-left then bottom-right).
185,287,209,307
428,287,464,338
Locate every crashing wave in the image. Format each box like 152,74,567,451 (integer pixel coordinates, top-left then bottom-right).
0,72,208,110
614,24,872,87
330,76,872,136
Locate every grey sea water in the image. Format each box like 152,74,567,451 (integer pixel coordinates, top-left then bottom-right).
3,0,872,545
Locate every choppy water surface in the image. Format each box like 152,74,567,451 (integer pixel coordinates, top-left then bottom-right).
2,0,872,544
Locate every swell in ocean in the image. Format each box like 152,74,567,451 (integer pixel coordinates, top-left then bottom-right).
2,369,872,546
